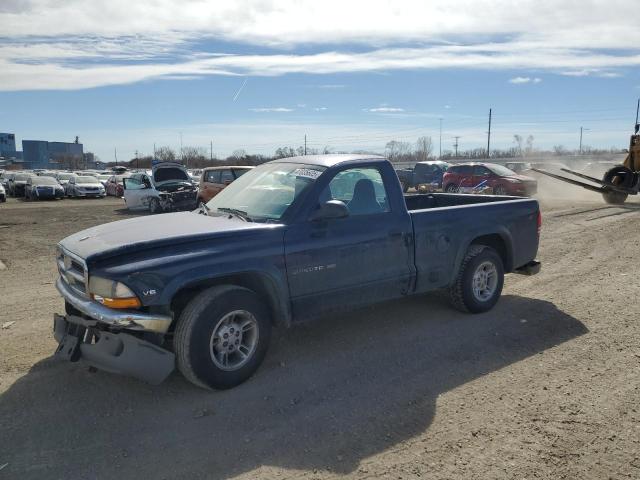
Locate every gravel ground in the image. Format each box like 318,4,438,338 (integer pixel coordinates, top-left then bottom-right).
0,180,639,480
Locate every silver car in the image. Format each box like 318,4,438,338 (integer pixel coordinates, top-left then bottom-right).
65,175,106,198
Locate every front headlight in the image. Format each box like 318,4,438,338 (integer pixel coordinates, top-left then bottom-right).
88,276,141,309
505,178,522,183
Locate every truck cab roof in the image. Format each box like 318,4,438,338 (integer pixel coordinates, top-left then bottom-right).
271,154,385,168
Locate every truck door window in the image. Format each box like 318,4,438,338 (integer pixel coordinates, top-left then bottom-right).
324,167,390,215
206,170,221,183
220,170,234,184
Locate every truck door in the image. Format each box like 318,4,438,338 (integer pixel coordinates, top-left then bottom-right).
284,166,414,320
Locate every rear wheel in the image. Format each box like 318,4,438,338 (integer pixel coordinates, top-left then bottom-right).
449,245,504,313
174,285,272,390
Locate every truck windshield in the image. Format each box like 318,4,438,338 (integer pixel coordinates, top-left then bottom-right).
206,162,326,221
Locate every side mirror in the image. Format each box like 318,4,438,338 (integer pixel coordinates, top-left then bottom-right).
310,200,349,221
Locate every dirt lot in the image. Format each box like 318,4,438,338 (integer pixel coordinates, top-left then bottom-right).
1,182,639,480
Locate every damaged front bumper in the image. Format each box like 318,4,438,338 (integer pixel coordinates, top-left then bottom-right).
54,313,174,385
56,277,172,333
54,277,175,384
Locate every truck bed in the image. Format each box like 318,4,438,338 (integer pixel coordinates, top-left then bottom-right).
404,193,540,293
404,192,522,211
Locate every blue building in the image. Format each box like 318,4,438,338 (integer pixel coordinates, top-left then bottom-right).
0,132,22,168
22,139,84,169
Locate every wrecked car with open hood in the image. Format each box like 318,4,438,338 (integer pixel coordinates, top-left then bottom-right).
122,162,197,213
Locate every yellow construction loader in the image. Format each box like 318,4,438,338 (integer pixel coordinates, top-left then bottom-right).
533,101,640,205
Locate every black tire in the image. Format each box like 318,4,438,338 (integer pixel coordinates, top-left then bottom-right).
449,245,504,313
400,182,409,193
174,285,272,390
149,197,162,214
445,184,458,193
494,185,507,196
602,189,628,205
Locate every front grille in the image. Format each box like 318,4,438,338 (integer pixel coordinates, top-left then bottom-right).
57,247,88,297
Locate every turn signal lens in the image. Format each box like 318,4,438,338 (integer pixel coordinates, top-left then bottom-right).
92,294,142,309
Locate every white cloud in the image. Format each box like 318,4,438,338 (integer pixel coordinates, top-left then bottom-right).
509,76,542,84
249,107,294,112
314,107,328,111
365,107,405,113
317,84,346,89
1,1,640,90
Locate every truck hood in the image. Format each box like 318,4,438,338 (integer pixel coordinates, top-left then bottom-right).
60,212,277,261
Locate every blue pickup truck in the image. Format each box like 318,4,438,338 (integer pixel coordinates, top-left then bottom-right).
53,154,541,389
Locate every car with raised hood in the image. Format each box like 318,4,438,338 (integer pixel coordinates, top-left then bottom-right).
64,175,106,198
52,154,541,390
25,176,65,200
197,165,254,203
443,162,538,196
122,162,197,213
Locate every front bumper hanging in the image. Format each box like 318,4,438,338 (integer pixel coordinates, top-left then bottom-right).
54,313,175,385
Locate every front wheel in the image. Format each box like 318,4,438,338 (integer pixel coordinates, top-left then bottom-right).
445,184,459,193
174,285,272,390
149,197,162,214
449,245,504,313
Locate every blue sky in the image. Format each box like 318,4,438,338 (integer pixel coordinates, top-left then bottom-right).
1,1,639,162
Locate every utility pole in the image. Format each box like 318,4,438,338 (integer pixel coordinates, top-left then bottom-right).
453,136,460,158
135,150,139,169
579,127,590,154
153,143,156,160
439,118,442,159
179,132,183,162
304,134,307,155
210,140,213,161
487,108,492,158
114,147,118,166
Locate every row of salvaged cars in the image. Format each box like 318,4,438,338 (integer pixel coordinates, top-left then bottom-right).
0,163,254,213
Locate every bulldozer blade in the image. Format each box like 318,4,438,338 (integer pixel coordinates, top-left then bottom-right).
531,168,604,193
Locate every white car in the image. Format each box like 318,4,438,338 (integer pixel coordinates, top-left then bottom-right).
65,175,106,198
123,162,197,213
0,183,6,202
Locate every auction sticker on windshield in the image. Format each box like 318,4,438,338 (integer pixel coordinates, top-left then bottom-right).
292,168,323,179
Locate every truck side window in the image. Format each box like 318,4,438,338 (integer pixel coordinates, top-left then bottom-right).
220,170,234,183
206,170,221,183
324,167,390,216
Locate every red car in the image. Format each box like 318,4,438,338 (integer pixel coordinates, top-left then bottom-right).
442,163,537,196
105,173,131,197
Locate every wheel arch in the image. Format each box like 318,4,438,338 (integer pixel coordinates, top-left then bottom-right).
450,230,514,286
169,271,291,330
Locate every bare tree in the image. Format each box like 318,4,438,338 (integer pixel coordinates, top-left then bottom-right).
155,146,177,163
415,136,433,162
525,135,535,155
231,149,247,160
513,135,523,156
385,140,411,162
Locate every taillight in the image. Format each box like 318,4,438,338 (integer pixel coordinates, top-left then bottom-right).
537,211,542,236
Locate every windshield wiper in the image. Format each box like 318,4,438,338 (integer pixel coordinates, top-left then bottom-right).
217,207,252,222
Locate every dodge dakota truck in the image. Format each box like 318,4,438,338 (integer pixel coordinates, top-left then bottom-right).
53,154,541,390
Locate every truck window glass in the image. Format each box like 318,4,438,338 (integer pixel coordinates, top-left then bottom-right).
324,167,390,215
